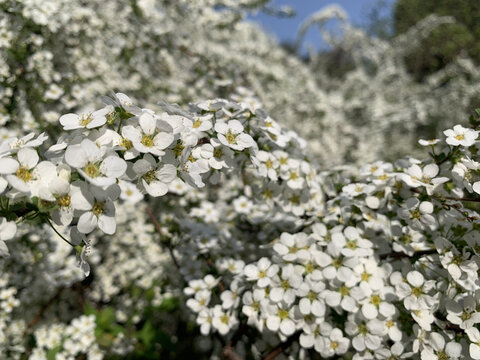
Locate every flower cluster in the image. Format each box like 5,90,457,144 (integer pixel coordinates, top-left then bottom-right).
2,89,480,359
0,93,316,272
183,116,480,359
30,315,102,360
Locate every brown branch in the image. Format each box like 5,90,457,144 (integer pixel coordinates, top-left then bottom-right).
436,195,480,203
262,331,301,360
24,286,65,334
145,206,181,270
410,187,480,203
221,323,249,360
379,249,437,260
222,345,243,360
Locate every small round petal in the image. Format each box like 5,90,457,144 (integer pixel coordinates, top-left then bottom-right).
98,214,116,234
101,156,127,178
77,212,97,234
407,271,424,287
280,319,295,336
0,158,19,174
18,148,39,169
266,316,280,332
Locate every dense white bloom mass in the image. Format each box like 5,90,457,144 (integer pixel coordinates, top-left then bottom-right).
1,0,480,357
0,91,479,359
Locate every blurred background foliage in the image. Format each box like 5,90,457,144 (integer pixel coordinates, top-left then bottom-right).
393,0,480,80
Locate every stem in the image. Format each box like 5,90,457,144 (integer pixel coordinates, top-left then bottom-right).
222,322,249,359
379,248,437,260
437,195,480,203
145,206,181,270
24,286,65,334
116,117,123,133
262,331,301,360
410,187,480,203
436,146,459,166
46,218,75,247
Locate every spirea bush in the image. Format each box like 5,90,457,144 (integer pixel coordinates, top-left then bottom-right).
3,1,480,359
1,92,480,359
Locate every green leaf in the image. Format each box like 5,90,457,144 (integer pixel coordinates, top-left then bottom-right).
97,331,116,347
157,297,179,312
84,302,99,317
98,306,116,329
46,345,62,360
137,320,155,346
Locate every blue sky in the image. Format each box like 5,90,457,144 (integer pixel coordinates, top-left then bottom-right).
248,0,395,51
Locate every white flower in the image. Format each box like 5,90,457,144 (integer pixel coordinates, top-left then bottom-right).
466,327,480,359
273,232,311,263
49,174,75,227
317,239,359,282
400,163,448,194
232,196,253,214
318,328,350,357
265,302,296,336
122,111,174,156
412,309,435,331
197,308,213,335
421,332,461,360
445,296,480,329
253,150,278,180
296,278,326,317
220,280,243,309
59,106,111,130
133,154,177,197
418,139,440,146
0,132,48,155
215,120,255,151
199,139,234,170
186,290,211,313
70,182,119,234
244,257,279,288
269,264,302,305
190,114,212,133
337,226,373,258
118,180,144,204
102,93,142,115
397,198,436,230
0,217,16,256
280,159,305,190
324,283,365,313
360,284,395,320
65,139,127,187
353,259,386,291
452,162,474,192
242,290,266,330
395,270,436,310
342,183,376,197
345,315,383,352
211,305,237,335
444,125,478,147
6,147,39,193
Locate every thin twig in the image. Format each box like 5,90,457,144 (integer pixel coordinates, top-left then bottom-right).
46,218,75,247
435,195,480,203
262,331,301,360
379,248,437,260
410,187,480,203
24,287,65,334
145,206,181,270
222,345,243,360
222,323,248,360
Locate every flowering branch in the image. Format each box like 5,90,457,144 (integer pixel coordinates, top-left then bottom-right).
262,331,301,360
